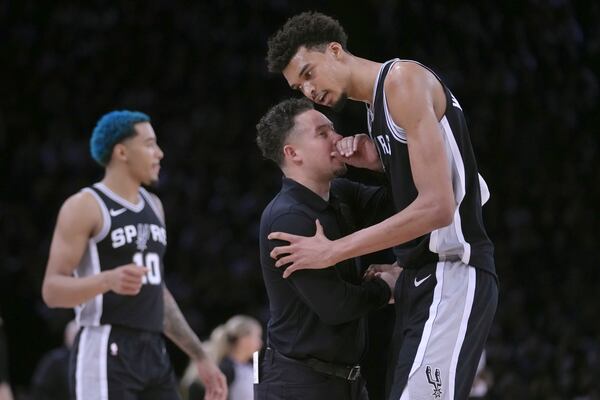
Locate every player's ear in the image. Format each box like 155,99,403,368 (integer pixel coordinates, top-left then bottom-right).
328,42,343,59
113,143,128,162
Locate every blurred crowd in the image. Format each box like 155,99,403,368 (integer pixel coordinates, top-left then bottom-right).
0,0,598,398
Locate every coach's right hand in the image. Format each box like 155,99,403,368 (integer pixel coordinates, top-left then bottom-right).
104,264,149,295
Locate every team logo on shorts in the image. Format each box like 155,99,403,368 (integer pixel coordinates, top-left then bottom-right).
426,365,442,399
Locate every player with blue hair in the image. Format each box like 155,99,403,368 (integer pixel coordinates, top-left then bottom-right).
89,110,151,166
42,110,227,400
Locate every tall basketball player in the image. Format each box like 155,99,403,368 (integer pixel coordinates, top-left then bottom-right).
42,111,227,400
265,12,498,400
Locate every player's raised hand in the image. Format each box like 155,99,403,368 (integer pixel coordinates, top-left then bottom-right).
105,264,148,295
268,220,335,278
333,134,382,171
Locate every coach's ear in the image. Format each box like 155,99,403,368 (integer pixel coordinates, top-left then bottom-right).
283,144,300,163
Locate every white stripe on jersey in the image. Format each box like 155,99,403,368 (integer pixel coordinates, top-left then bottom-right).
74,189,108,327
382,90,408,143
94,182,145,212
74,240,104,327
139,187,165,225
89,241,103,326
429,116,471,265
478,174,490,205
82,188,111,242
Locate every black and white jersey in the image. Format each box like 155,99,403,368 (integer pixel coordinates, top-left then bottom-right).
366,59,495,275
74,183,167,332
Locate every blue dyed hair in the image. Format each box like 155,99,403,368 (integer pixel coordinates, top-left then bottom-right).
90,110,151,166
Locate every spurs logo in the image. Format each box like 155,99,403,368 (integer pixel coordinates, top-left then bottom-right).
136,223,150,251
426,366,442,399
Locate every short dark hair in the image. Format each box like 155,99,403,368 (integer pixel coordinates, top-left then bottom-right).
267,11,348,73
256,98,314,166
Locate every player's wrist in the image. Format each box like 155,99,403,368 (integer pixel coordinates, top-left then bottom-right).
99,270,113,293
190,346,207,362
327,240,345,266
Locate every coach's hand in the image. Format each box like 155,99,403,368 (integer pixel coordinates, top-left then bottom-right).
104,264,148,295
196,358,227,400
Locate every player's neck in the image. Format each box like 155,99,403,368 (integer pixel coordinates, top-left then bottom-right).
346,56,383,105
101,170,141,204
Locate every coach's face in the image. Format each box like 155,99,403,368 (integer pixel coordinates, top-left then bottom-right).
283,43,350,109
284,109,346,179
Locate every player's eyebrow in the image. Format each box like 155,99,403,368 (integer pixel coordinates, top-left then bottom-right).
298,63,310,78
289,64,310,90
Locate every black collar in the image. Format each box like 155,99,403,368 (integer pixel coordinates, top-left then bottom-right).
281,177,332,212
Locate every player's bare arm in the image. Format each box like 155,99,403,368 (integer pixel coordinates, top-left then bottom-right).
269,64,454,277
42,192,148,307
163,288,227,400
162,288,208,360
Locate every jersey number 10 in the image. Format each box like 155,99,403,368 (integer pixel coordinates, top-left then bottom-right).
132,252,162,285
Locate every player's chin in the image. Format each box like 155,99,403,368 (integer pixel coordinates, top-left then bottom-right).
144,176,160,186
331,92,348,112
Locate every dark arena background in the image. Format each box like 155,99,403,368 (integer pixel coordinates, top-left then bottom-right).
1,1,598,398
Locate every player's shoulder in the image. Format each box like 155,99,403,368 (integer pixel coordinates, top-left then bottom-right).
387,61,434,87
62,189,99,212
384,61,442,116
57,189,102,230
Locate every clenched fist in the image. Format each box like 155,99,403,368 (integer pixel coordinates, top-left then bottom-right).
104,264,149,295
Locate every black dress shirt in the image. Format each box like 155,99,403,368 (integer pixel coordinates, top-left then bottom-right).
259,177,392,365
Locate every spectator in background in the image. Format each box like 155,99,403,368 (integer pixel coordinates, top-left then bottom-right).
30,320,78,400
182,315,263,400
469,351,492,399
